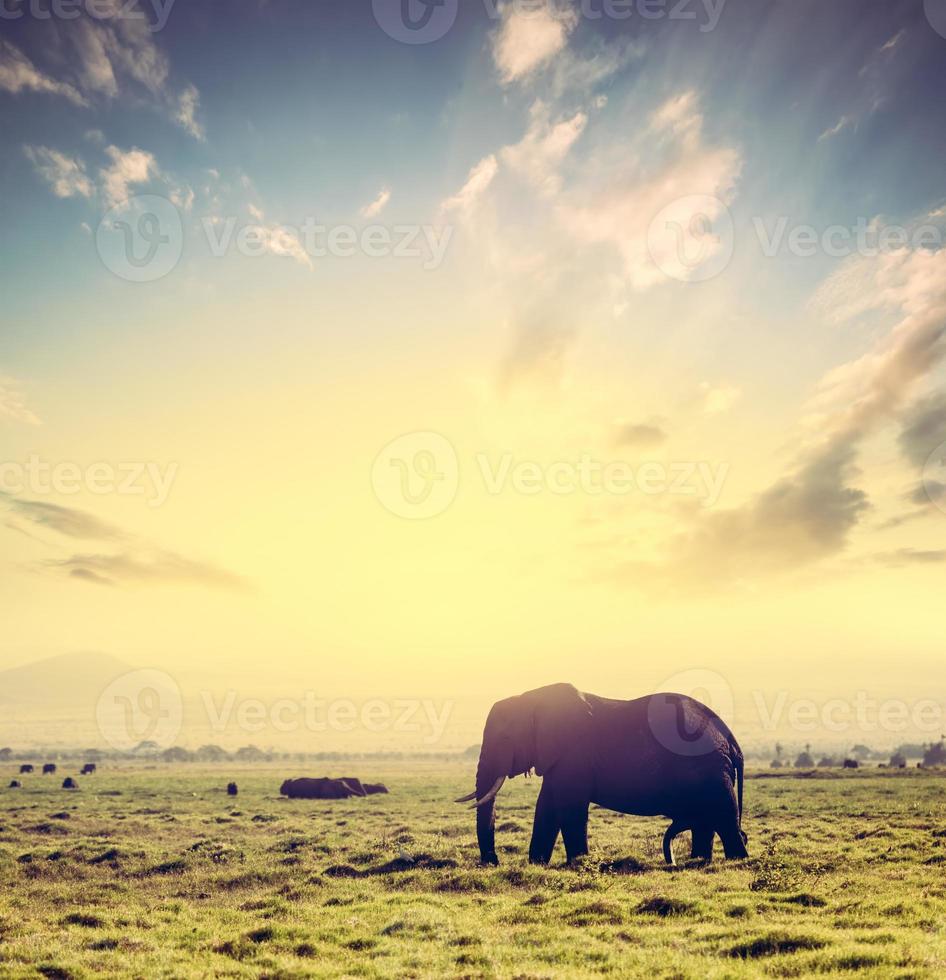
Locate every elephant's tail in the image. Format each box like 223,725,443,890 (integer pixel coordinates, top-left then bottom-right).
735,749,744,825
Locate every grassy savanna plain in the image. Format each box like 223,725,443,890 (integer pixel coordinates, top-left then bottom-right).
1,764,945,978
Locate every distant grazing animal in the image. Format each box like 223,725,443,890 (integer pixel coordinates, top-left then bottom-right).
42,763,57,774
62,777,78,789
80,763,97,775
843,759,860,770
9,780,20,788
457,684,747,866
280,777,366,799
364,783,389,795
227,782,238,796
19,764,34,774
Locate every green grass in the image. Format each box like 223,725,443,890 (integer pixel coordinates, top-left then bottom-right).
2,764,946,977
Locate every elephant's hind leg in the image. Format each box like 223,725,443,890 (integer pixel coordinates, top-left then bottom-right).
690,824,715,862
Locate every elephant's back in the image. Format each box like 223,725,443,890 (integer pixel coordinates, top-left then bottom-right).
588,693,737,812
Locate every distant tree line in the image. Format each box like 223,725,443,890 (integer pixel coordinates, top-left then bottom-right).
765,738,946,770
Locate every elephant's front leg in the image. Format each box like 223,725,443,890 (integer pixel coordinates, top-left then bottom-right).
560,802,590,863
528,782,560,864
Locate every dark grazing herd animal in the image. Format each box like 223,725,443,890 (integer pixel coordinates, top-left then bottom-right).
280,776,389,799
8,762,97,788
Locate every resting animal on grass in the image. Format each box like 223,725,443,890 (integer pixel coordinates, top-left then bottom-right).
457,683,747,866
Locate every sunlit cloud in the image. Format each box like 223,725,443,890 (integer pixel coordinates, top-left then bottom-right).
491,2,577,85
360,187,391,219
24,146,95,200
0,40,88,107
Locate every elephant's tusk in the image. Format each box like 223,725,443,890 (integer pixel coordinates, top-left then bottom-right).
472,776,506,808
454,790,477,803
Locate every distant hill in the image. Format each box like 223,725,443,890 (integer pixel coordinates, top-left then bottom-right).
0,651,133,709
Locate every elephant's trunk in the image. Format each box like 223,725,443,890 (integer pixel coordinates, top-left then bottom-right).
473,749,509,865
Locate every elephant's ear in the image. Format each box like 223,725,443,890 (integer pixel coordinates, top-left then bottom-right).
530,684,593,776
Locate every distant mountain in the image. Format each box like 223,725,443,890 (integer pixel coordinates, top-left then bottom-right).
0,651,133,708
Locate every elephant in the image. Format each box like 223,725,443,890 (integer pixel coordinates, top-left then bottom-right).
457,683,747,866
280,777,365,799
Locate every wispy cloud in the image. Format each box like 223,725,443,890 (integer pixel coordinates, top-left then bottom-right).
613,422,667,450
818,114,854,142
45,550,249,591
1,491,247,593
100,145,159,209
440,155,498,217
0,378,41,426
174,84,205,140
0,494,122,540
360,186,391,219
491,2,577,85
24,146,95,199
501,101,586,197
0,40,88,107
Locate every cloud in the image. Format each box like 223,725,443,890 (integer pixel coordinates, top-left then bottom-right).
0,379,41,426
613,423,667,450
700,382,742,416
612,244,946,592
2,488,247,593
560,92,742,291
0,40,88,107
245,219,312,269
818,114,854,142
872,548,946,567
2,14,201,138
0,494,122,540
501,101,587,197
492,2,577,85
100,145,159,209
24,146,95,199
173,84,205,140
441,155,499,217
46,550,249,591
500,315,573,390
360,187,391,219
897,391,946,468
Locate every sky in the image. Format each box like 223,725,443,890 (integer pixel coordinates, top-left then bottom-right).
1,0,946,746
